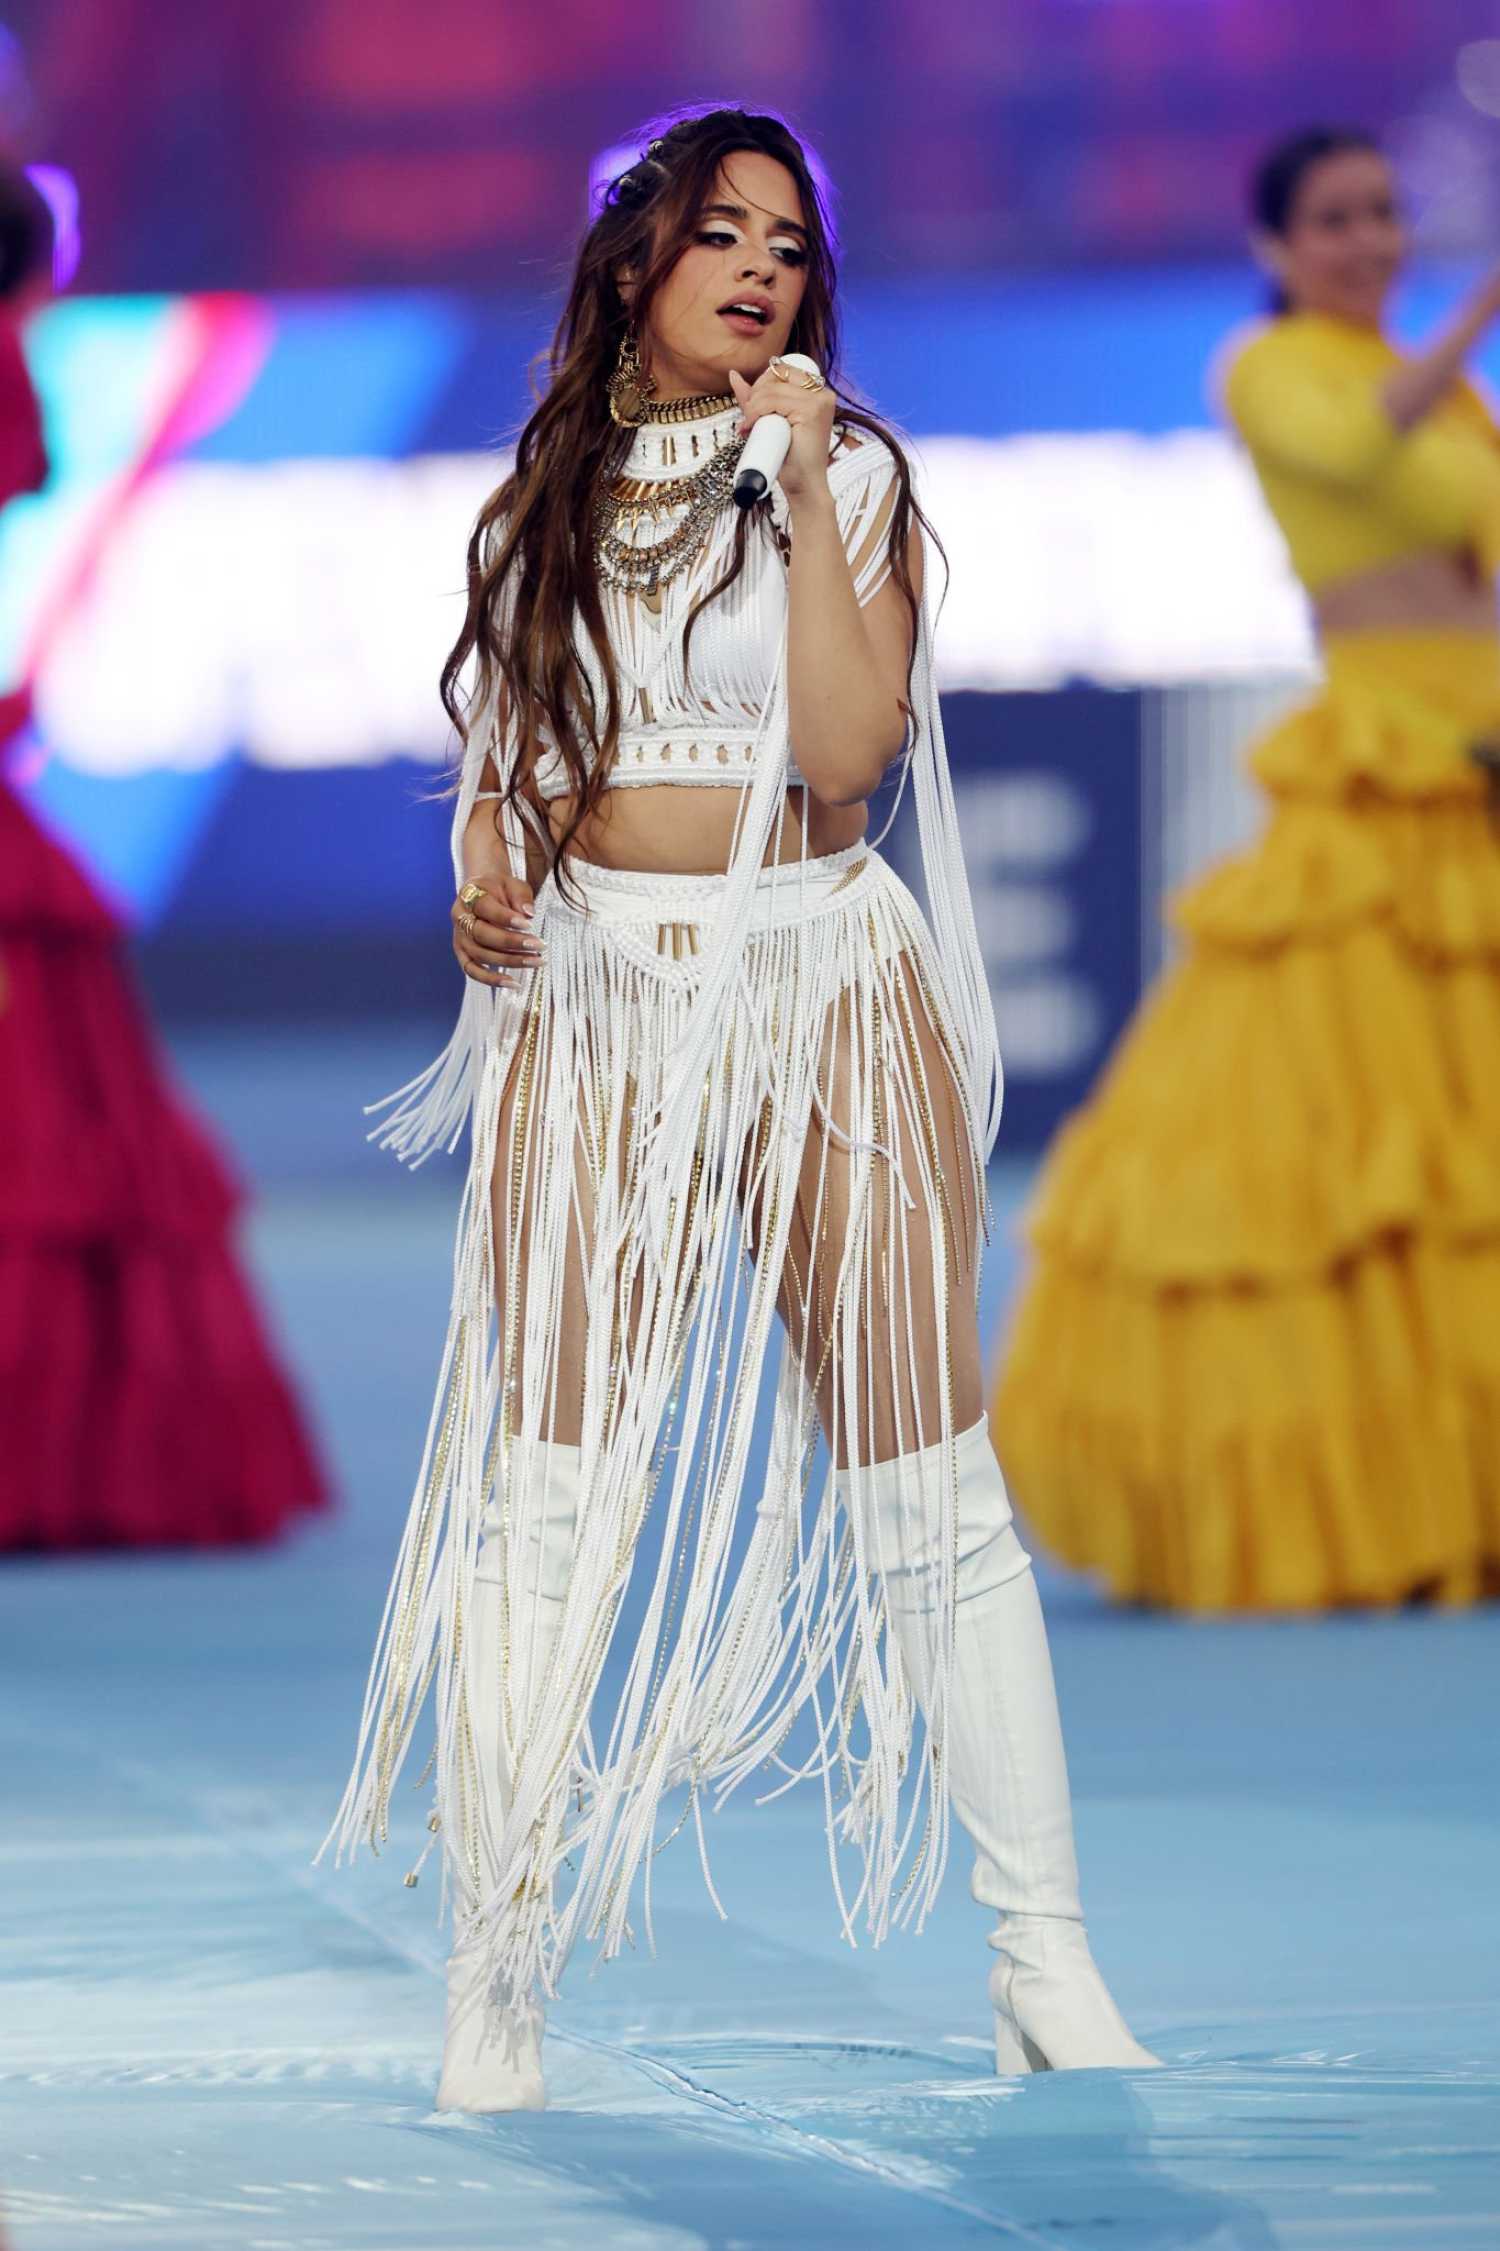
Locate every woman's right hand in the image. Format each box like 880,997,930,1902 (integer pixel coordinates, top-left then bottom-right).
451,869,542,988
1467,264,1500,330
1385,264,1500,431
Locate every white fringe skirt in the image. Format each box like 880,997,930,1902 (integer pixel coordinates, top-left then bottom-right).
323,840,991,1999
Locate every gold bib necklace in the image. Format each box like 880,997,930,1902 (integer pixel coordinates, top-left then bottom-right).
595,446,741,596
595,405,745,596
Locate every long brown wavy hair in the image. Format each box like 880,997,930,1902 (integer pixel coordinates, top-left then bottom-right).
442,105,932,883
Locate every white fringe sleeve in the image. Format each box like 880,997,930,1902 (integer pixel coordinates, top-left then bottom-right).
829,428,1005,1157
364,681,533,1167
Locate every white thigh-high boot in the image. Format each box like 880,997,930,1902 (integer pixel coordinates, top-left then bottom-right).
435,1436,581,2113
841,1417,1159,2074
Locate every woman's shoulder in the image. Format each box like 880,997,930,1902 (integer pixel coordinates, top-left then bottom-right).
826,417,908,498
1215,312,1381,429
1210,318,1275,432
1217,313,1317,394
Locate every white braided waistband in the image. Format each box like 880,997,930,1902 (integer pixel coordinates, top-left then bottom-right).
550,842,876,928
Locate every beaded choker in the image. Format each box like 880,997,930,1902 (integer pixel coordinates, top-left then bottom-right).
621,404,742,480
643,387,736,424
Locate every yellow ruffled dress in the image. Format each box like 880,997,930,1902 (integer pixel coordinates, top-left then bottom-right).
994,311,1500,1611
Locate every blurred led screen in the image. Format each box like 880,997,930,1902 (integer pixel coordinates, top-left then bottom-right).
7,1,1497,286
7,274,1324,785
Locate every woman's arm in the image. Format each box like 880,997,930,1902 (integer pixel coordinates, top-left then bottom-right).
1225,269,1500,489
1383,264,1500,431
730,368,916,809
460,755,550,891
784,481,919,807
452,747,546,989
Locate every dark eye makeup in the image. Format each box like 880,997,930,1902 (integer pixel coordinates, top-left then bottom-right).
695,228,807,268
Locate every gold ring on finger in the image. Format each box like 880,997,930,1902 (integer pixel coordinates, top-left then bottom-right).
458,880,486,909
459,909,477,938
796,366,825,390
769,356,791,381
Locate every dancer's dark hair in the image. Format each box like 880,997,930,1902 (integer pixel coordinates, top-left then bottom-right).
1249,126,1384,315
0,164,51,304
442,105,931,886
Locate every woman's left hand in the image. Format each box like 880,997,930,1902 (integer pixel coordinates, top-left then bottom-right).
729,362,837,509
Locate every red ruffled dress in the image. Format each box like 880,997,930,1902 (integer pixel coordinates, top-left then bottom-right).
0,329,327,1548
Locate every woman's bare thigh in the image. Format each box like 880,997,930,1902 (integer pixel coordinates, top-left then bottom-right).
741,951,985,1469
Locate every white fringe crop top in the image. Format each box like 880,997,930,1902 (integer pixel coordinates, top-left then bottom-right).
392,402,1004,1175
525,404,901,802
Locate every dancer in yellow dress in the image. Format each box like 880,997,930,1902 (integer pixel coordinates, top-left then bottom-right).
995,127,1500,1612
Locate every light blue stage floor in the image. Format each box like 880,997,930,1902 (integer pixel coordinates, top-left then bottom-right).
3,1029,1499,2250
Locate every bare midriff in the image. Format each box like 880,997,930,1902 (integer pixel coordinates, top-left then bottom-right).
544,782,869,876
1313,549,1498,640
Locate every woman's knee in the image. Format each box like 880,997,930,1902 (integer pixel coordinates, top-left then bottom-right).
841,1418,1032,1610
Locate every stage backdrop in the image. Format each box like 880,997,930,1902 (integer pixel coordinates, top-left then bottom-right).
6,0,1494,290
6,263,1495,1144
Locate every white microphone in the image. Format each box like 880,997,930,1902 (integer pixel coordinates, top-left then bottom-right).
733,353,823,508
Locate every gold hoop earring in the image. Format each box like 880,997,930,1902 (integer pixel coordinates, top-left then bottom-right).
607,331,654,428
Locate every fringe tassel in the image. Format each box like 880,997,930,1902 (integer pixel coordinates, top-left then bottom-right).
364,979,506,1167
322,849,985,2001
324,434,1000,2002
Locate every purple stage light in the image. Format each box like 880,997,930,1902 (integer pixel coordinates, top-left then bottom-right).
26,164,80,291
588,139,640,215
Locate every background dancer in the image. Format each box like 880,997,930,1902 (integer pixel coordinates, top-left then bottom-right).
996,127,1500,1613
0,159,327,1549
323,107,1159,2109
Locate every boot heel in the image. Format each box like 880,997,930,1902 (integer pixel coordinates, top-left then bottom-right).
988,1925,1160,2073
992,2004,1032,2075
991,1956,1050,2075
